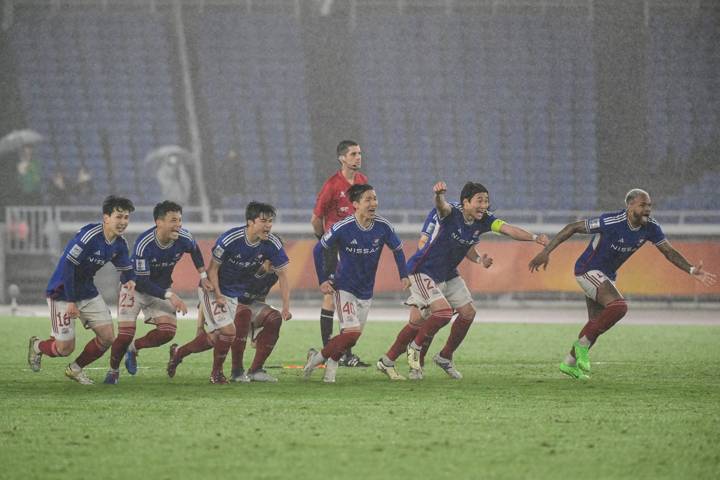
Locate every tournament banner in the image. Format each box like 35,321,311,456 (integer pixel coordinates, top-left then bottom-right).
171,240,720,297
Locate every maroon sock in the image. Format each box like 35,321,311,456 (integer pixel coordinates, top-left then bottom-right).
176,331,213,360
38,338,62,357
413,308,453,345
419,334,434,367
134,324,176,351
231,308,252,371
386,324,419,361
578,299,628,346
74,337,109,368
321,331,362,361
211,333,234,374
109,325,136,369
250,311,282,372
439,315,474,360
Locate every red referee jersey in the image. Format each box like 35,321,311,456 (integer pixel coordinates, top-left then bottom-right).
313,171,369,232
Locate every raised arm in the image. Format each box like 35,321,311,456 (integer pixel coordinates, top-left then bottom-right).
528,220,587,272
433,181,452,218
656,241,717,287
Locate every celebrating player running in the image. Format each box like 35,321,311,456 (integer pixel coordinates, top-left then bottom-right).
529,188,716,379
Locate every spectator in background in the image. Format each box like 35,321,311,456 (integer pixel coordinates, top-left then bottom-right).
17,145,41,204
157,154,192,205
75,165,94,198
49,169,70,204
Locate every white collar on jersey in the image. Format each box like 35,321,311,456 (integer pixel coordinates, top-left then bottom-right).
354,217,374,231
154,230,176,249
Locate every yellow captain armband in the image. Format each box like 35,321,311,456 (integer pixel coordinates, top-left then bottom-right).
491,219,506,234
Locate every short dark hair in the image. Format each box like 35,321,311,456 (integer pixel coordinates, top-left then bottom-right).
102,195,135,216
460,182,489,204
153,201,183,220
348,183,374,203
337,140,359,157
246,201,276,223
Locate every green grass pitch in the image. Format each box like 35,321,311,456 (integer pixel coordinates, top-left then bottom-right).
1,315,719,480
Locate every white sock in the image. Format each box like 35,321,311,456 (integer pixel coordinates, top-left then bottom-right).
577,336,591,347
310,351,325,368
69,362,81,372
381,355,394,366
409,341,421,351
32,340,41,354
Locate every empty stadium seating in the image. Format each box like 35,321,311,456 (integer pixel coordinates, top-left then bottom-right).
351,13,598,210
8,7,180,205
4,5,718,212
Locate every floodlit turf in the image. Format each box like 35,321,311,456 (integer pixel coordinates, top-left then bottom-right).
1,316,719,480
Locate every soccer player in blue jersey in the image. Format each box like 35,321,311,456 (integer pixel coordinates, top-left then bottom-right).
380,207,494,381
529,188,716,379
377,181,548,381
167,260,282,383
27,196,135,385
180,201,292,384
103,201,211,384
304,183,411,383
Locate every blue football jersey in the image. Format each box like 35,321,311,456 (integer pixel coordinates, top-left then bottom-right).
212,227,289,299
238,269,279,305
407,203,501,283
574,209,666,281
133,227,205,298
318,215,407,300
46,223,133,302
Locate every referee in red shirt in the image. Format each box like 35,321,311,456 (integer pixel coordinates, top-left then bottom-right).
310,140,369,367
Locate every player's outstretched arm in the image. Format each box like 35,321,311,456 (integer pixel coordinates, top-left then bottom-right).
433,181,452,218
656,242,718,287
498,223,548,246
528,220,586,272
